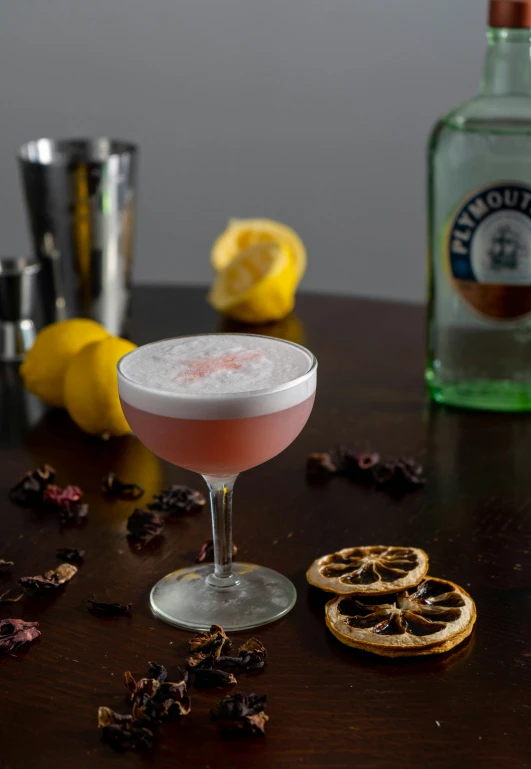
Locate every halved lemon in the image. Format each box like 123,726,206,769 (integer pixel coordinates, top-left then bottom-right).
211,218,307,281
208,242,298,324
306,545,429,595
325,577,476,657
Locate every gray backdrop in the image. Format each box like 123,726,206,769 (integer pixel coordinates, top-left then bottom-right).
0,0,485,303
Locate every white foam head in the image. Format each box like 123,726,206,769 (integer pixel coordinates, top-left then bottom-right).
118,334,317,419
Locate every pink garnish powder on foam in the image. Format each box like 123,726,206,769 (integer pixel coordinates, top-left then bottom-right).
175,351,262,383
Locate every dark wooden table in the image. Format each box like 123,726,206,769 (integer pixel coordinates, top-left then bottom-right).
1,287,530,769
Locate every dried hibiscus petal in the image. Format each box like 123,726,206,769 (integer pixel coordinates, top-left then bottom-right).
86,597,132,617
149,485,206,515
9,465,55,507
191,668,237,688
44,484,82,506
339,450,381,484
156,693,192,719
148,661,168,683
43,485,88,523
125,665,190,725
307,447,425,496
136,700,172,726
100,661,191,752
306,452,338,479
58,503,88,524
124,668,184,702
133,689,191,725
238,637,267,660
195,539,238,563
218,638,268,672
98,707,133,727
371,461,392,485
55,547,85,564
102,473,144,500
189,624,231,660
129,680,161,725
159,677,189,703
99,712,154,752
0,559,14,570
373,458,426,494
124,670,138,695
211,692,268,736
186,651,211,669
127,509,164,542
0,618,40,653
19,563,77,592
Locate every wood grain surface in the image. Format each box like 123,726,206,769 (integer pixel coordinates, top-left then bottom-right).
0,287,530,769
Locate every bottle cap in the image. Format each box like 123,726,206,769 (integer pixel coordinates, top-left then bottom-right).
489,0,531,28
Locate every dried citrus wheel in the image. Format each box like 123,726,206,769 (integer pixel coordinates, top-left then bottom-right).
325,577,476,657
306,545,428,595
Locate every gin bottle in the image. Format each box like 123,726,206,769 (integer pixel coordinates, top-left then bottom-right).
427,0,531,411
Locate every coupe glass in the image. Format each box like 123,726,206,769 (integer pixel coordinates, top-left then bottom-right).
117,333,317,631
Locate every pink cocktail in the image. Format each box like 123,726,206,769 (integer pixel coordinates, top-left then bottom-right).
117,333,317,631
120,397,315,476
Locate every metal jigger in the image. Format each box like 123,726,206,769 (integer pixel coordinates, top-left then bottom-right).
0,257,40,361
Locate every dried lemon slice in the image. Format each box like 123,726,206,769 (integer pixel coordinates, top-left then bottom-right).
306,545,428,595
325,577,476,657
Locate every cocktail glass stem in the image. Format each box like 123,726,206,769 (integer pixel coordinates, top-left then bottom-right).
203,474,239,588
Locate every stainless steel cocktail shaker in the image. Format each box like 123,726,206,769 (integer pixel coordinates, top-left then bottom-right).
18,138,138,335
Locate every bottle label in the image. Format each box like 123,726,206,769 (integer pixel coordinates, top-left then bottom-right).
447,181,531,320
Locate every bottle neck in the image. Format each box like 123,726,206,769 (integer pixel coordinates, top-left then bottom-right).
480,27,531,96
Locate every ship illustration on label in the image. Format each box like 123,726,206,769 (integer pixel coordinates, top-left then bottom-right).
447,182,531,320
489,225,525,271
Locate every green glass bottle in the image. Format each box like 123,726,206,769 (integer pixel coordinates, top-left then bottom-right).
427,0,531,411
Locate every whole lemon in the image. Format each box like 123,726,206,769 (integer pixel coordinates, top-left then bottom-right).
20,319,109,408
63,336,136,437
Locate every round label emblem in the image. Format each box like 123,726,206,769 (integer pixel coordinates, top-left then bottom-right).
447,182,531,320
